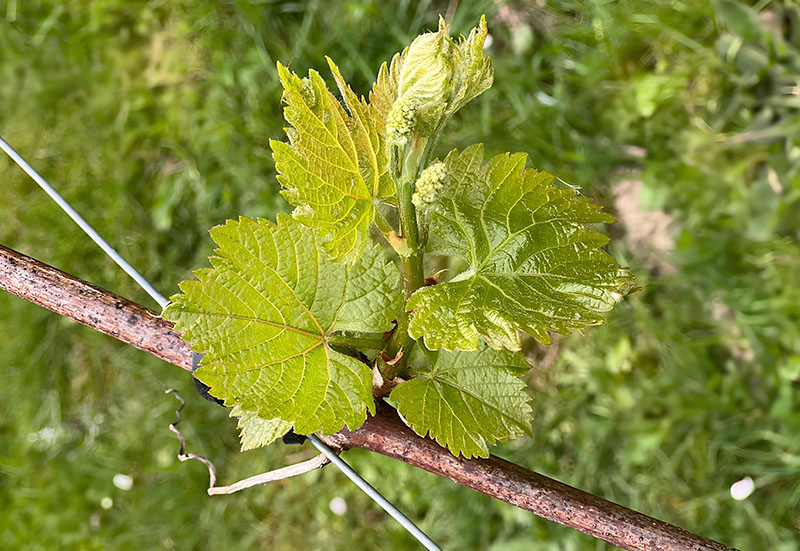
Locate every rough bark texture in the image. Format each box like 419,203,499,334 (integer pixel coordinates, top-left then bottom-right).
0,244,191,371
326,402,736,551
0,243,737,551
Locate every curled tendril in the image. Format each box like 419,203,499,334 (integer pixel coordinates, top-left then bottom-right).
164,388,329,496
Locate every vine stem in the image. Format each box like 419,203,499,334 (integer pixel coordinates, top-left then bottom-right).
0,242,738,551
382,135,428,379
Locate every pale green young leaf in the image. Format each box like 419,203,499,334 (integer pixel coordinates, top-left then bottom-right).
374,15,493,142
270,60,394,262
390,347,532,458
230,405,292,452
369,48,399,130
444,14,493,119
407,144,636,351
163,215,402,435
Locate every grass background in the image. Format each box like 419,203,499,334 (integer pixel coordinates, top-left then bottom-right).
1,0,799,549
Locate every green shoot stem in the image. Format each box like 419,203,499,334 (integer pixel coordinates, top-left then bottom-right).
382,135,429,380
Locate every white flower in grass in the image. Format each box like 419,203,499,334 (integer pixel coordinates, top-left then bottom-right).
112,473,133,491
730,476,755,500
329,496,347,516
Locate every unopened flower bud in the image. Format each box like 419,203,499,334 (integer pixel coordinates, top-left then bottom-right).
412,162,447,212
386,97,419,145
384,16,493,142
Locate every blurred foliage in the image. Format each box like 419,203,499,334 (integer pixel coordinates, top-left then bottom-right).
1,0,798,549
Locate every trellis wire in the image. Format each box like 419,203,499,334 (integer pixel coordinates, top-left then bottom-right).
0,136,169,309
308,434,441,551
1,136,441,551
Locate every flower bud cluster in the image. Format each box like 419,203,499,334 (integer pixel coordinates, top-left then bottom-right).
412,162,447,212
386,97,419,146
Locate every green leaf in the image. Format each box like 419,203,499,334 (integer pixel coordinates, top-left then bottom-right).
390,347,532,458
444,14,494,120
230,405,292,452
408,145,636,351
270,59,394,262
163,215,402,434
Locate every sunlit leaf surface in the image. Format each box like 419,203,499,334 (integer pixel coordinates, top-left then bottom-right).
164,215,402,434
391,347,532,458
407,145,636,351
270,60,394,261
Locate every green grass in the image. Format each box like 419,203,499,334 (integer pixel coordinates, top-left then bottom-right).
1,0,798,549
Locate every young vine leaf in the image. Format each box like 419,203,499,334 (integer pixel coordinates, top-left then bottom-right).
270,59,394,262
373,15,493,143
165,15,635,458
163,215,402,435
230,405,292,452
407,145,636,351
391,347,532,458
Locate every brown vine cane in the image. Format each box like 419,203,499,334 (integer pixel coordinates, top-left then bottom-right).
0,244,737,551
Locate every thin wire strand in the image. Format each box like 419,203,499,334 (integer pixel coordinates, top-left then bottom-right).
4,135,441,550
0,136,169,309
308,435,442,551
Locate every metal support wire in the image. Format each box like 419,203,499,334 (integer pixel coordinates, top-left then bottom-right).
2,136,441,551
308,434,441,551
0,136,169,309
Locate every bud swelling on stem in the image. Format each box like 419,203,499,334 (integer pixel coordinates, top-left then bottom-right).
412,162,447,213
386,97,419,145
